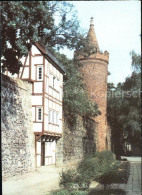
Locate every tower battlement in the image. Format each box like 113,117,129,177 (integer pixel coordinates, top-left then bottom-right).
74,50,109,63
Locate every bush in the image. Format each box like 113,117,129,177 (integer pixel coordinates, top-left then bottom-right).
51,189,88,195
77,157,100,182
94,150,115,162
59,169,90,191
116,162,130,183
59,152,130,192
51,189,70,195
94,160,121,188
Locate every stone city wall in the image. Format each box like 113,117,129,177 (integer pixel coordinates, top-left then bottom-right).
56,115,98,167
1,74,35,178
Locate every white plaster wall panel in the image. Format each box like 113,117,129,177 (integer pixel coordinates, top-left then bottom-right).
44,115,48,130
21,56,25,64
49,63,53,72
56,126,59,133
56,93,59,100
45,77,49,93
53,90,55,98
45,142,50,155
32,96,42,105
32,45,41,55
53,66,56,75
25,55,29,65
59,122,62,133
44,98,48,114
34,82,43,93
34,56,43,64
49,124,52,132
37,142,41,154
54,91,57,99
45,158,49,166
37,155,41,167
48,157,52,165
59,89,62,102
32,107,35,121
45,62,48,75
19,67,23,78
57,70,59,77
22,67,29,78
53,102,55,110
49,100,52,109
55,126,57,133
33,123,42,132
49,87,52,96
59,106,62,119
31,58,35,80
51,124,54,132
60,74,63,86
49,124,54,132
51,141,56,164
46,61,50,75
8,72,17,78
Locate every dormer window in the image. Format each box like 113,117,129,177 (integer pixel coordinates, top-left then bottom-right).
37,66,43,81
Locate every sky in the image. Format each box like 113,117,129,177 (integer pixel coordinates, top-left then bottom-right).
60,1,141,85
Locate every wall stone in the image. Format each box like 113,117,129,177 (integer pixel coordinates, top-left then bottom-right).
56,115,98,166
1,74,35,178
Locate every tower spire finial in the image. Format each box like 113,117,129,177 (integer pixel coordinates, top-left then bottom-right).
87,17,100,52
90,17,94,26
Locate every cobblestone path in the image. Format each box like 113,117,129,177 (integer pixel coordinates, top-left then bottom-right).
112,162,141,195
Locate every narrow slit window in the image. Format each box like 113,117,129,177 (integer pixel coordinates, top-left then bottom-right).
36,107,43,122
37,66,43,81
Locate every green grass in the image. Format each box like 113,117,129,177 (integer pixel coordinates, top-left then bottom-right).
50,189,126,195
50,189,88,195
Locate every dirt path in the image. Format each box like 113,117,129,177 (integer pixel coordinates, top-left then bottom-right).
2,166,62,195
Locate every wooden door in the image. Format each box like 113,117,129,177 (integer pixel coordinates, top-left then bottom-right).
41,141,45,166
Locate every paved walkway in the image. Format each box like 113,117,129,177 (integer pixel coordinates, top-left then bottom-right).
111,162,141,195
119,156,141,195
94,157,141,195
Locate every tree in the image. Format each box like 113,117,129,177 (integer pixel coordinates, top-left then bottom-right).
107,51,141,155
1,1,85,74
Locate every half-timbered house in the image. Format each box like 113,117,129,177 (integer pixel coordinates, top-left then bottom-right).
5,42,65,167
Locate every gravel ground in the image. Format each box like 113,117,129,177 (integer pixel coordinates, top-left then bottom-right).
2,165,62,195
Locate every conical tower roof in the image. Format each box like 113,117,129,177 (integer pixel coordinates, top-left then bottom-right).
87,17,100,52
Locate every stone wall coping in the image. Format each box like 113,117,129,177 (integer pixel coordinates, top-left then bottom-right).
2,74,31,92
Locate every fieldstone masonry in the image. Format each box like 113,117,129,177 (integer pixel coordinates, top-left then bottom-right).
56,115,98,166
1,74,35,178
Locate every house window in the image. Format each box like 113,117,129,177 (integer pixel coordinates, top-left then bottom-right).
49,73,53,87
56,112,59,125
49,72,60,90
48,109,59,125
36,107,43,122
37,66,43,81
52,110,55,123
53,76,56,88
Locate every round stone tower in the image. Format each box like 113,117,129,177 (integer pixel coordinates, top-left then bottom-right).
75,17,109,151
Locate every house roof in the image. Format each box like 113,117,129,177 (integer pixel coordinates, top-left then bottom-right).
35,42,65,74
